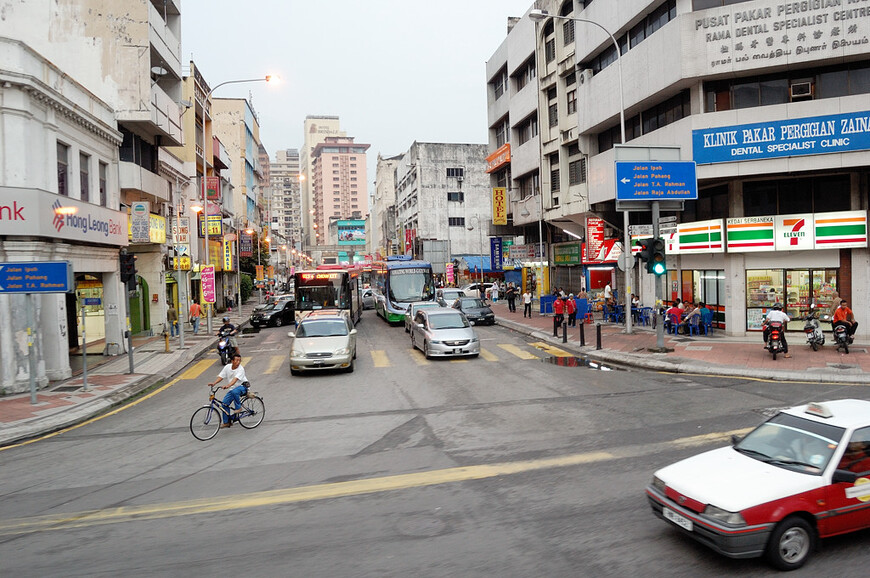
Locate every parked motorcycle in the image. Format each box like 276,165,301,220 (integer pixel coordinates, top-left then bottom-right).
766,320,785,360
833,322,850,354
217,327,237,365
803,307,825,351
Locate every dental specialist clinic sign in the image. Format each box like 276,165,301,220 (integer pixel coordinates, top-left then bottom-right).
693,110,870,164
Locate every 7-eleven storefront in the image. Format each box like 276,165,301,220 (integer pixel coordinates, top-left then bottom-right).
633,210,868,335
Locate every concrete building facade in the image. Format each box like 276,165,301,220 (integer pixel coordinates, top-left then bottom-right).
301,116,345,256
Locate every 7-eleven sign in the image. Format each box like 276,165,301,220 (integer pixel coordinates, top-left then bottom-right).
775,214,814,251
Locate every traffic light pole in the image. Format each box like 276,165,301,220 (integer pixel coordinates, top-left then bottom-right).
652,201,665,350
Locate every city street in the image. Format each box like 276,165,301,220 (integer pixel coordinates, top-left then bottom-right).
2,317,869,576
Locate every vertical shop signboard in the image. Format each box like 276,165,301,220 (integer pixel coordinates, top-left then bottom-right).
586,217,604,261
223,238,233,271
240,232,253,257
205,176,221,201
446,263,454,284
201,265,216,304
490,237,503,272
131,201,150,243
492,188,507,226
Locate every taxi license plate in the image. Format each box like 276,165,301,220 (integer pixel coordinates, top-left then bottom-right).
663,508,693,532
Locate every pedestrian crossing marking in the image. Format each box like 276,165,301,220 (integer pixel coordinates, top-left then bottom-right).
264,355,284,374
449,358,469,363
242,357,253,367
178,358,216,381
479,348,498,361
371,350,391,367
530,342,573,357
497,344,539,360
411,350,430,365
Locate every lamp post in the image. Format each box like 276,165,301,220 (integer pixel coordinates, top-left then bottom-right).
529,9,632,334
198,74,277,335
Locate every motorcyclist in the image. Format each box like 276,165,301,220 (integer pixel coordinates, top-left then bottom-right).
832,299,858,344
763,302,791,358
216,315,239,357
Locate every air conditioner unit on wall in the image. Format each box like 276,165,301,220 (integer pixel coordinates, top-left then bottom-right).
790,81,813,100
579,69,593,85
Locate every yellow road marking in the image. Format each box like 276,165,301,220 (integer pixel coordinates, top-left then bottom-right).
371,350,391,367
179,358,217,381
479,348,498,362
264,355,284,375
0,426,754,535
242,356,253,367
530,342,573,357
412,350,430,365
450,358,469,363
498,344,539,360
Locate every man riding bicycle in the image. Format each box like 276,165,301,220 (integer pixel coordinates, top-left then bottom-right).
208,353,248,428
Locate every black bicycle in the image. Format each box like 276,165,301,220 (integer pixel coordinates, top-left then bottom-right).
189,382,265,441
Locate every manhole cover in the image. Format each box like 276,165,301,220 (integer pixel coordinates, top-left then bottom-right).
53,386,82,392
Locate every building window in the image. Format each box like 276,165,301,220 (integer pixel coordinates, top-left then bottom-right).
492,67,508,100
447,191,465,202
545,39,556,63
567,89,577,114
519,171,540,199
448,217,466,227
568,158,586,185
447,167,464,178
516,114,539,145
563,20,574,46
549,154,560,194
57,142,69,196
548,103,558,127
495,117,509,147
79,152,90,203
514,56,536,91
99,161,108,206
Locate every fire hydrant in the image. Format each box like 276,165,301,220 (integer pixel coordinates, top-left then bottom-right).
163,330,170,353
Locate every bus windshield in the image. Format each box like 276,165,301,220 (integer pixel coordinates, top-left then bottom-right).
295,274,346,311
388,267,434,303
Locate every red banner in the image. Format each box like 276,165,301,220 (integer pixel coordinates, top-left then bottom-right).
205,176,221,201
586,217,605,261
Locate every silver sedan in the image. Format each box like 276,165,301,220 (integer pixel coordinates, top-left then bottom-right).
409,308,480,359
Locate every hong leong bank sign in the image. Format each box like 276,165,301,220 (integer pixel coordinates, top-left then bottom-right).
693,110,870,164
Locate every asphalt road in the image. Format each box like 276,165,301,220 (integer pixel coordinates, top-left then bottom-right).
1,314,869,577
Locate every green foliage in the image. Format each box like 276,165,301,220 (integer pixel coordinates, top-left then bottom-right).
240,272,253,303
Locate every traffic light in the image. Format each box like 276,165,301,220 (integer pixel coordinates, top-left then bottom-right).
636,238,654,266
649,237,667,276
120,252,137,286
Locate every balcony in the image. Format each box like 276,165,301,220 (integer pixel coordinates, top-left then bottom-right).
120,161,171,202
118,83,183,147
148,1,181,78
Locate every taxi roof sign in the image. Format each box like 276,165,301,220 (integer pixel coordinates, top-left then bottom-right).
805,402,834,419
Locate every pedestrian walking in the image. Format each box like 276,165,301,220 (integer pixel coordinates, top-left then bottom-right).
506,283,517,313
566,293,577,327
167,304,179,337
189,301,202,335
492,282,500,303
553,295,565,336
523,288,533,318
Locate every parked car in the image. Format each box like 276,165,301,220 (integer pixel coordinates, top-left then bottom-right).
436,288,466,306
409,308,479,359
459,282,494,299
404,301,444,332
287,313,357,375
646,399,870,570
452,297,495,326
362,288,376,310
251,293,293,315
250,299,295,328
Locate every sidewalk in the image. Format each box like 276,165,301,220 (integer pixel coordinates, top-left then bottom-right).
488,298,870,384
0,300,260,447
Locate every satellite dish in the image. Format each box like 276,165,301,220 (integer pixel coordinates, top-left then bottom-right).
150,66,168,77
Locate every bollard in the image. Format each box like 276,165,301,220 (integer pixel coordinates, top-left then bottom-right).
596,323,602,350
164,331,170,353
562,321,568,343
579,322,586,347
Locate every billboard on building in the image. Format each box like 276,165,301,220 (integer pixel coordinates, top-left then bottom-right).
338,220,366,245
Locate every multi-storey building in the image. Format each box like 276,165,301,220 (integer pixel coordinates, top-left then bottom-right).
301,116,345,256
372,154,402,258
0,0,184,392
271,149,303,251
390,142,493,276
311,136,370,251
488,0,870,337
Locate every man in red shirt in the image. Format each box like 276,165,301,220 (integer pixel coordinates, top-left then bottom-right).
832,299,858,343
553,295,565,336
665,302,683,334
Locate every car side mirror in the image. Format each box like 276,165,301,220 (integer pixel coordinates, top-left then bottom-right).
349,329,357,335
469,321,476,326
287,331,296,338
731,434,743,446
832,469,858,484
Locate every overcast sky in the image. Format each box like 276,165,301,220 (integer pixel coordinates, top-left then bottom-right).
181,0,533,179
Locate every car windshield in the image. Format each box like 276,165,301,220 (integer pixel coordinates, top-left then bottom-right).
260,303,277,311
429,313,469,330
734,412,845,474
296,319,349,338
458,298,486,308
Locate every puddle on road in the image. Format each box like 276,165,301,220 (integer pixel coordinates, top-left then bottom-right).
541,355,623,371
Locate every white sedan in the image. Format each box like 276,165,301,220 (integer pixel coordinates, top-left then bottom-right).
646,399,870,570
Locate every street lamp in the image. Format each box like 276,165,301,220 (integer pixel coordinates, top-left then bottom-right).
529,9,632,333
199,74,278,334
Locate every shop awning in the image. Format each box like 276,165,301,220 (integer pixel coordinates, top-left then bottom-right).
455,255,499,273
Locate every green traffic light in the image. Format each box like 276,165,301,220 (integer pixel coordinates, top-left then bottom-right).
652,261,666,275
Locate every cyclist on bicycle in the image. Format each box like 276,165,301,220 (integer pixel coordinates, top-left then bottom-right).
208,353,248,428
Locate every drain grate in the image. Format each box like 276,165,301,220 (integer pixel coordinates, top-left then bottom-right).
53,386,82,392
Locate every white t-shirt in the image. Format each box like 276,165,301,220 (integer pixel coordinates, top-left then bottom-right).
218,363,248,387
765,310,790,325
604,284,612,300
523,291,533,304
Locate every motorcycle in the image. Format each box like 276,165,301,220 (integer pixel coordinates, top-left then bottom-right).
217,327,237,365
803,307,825,351
765,320,785,360
833,322,850,354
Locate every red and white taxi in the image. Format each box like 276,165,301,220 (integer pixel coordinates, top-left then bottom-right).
646,399,870,570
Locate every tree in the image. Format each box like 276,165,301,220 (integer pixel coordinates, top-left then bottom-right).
240,272,253,304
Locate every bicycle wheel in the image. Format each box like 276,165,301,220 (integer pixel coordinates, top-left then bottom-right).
190,406,221,440
238,396,265,429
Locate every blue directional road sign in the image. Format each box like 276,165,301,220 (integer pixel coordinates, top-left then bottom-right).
0,261,74,293
615,161,698,201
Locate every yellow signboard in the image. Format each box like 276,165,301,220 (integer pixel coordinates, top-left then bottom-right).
223,239,234,271
492,187,507,226
255,265,264,281
127,212,167,243
172,256,192,270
